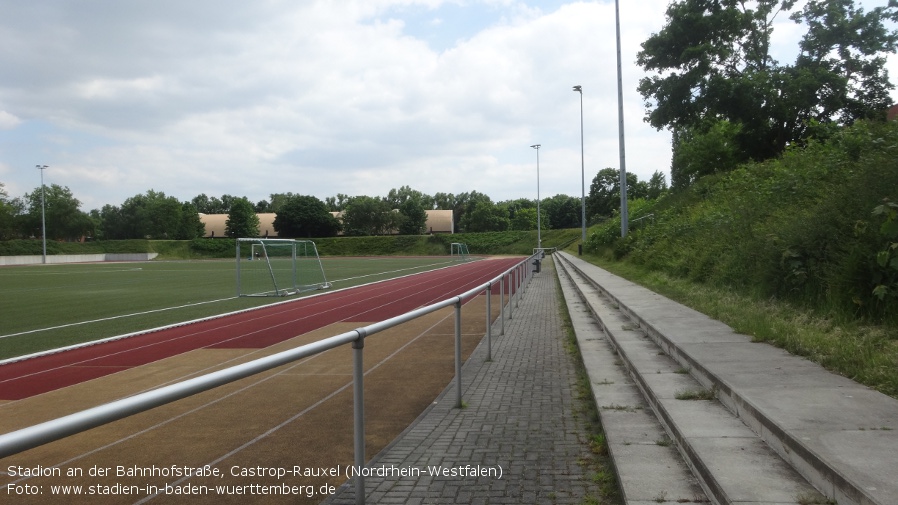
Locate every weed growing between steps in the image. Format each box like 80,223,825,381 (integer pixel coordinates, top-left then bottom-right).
555,269,623,505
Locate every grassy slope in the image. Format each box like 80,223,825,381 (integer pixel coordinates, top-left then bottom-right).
578,120,898,398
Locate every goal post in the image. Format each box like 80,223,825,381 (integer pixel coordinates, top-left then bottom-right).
236,238,330,297
450,242,470,262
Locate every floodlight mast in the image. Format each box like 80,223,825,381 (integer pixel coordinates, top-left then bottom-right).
36,165,48,264
530,144,541,249
573,85,586,251
615,0,628,237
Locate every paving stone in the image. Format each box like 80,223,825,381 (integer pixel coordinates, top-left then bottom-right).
324,258,597,504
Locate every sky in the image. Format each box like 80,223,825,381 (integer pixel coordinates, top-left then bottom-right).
1,0,897,211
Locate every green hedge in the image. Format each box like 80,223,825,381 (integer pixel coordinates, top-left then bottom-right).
0,239,152,256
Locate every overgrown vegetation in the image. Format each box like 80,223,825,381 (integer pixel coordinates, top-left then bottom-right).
588,120,898,325
580,120,898,397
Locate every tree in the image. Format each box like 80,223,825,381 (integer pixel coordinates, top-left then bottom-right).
386,185,430,208
103,190,200,239
397,198,428,235
324,193,351,212
461,198,509,232
0,182,13,239
542,194,581,230
671,120,746,189
341,196,396,235
273,195,341,238
225,198,260,238
509,207,538,231
23,184,93,240
637,0,898,165
646,171,670,200
455,191,495,233
177,202,206,239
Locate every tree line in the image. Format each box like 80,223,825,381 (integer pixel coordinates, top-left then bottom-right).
0,172,669,242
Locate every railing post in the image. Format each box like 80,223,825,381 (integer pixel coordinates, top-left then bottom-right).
509,269,514,319
486,282,492,362
499,274,505,336
455,299,463,409
352,330,366,505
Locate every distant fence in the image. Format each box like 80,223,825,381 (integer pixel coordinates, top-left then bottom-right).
0,253,158,266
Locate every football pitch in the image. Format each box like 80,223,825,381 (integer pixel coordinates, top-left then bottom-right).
0,256,462,360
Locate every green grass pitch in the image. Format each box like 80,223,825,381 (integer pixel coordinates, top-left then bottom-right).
0,256,460,360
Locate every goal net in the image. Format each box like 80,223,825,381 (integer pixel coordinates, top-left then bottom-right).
236,238,330,297
450,242,470,262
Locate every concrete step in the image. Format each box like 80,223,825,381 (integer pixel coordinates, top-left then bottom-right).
556,254,837,505
556,260,709,504
555,251,898,505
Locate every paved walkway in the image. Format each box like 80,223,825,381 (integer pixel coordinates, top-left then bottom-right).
325,258,598,504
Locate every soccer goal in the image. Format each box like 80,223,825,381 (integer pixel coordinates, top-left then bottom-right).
450,242,471,262
236,238,330,297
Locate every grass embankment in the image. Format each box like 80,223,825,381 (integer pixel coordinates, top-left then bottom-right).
581,120,898,398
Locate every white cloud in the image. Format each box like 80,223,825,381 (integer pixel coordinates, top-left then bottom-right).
0,111,21,130
0,0,894,213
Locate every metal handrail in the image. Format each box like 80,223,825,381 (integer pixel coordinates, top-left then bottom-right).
0,253,540,505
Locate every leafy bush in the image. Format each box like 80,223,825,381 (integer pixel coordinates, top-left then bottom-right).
586,119,898,324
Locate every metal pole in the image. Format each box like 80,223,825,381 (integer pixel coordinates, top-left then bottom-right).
486,282,492,361
615,0,629,237
36,165,48,264
508,269,514,319
454,299,463,408
530,144,541,249
573,86,586,247
353,332,366,505
499,274,505,336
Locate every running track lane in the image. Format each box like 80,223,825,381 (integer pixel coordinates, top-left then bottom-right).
0,258,524,400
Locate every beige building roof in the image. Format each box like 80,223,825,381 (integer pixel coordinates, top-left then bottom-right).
425,209,454,234
200,209,453,237
200,213,277,238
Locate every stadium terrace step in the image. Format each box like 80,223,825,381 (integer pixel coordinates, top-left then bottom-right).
555,251,898,505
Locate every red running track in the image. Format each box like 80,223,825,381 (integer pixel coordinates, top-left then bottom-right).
0,258,524,400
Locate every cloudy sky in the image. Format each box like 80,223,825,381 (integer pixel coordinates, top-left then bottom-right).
1,0,896,211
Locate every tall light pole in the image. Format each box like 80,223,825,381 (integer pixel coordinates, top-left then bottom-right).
36,164,48,264
573,85,586,254
615,0,629,237
530,144,541,250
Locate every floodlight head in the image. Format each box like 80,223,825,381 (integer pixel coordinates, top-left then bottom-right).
573,85,582,93
530,144,540,149
36,164,48,169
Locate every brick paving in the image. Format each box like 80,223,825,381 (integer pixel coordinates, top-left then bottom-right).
325,258,597,504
